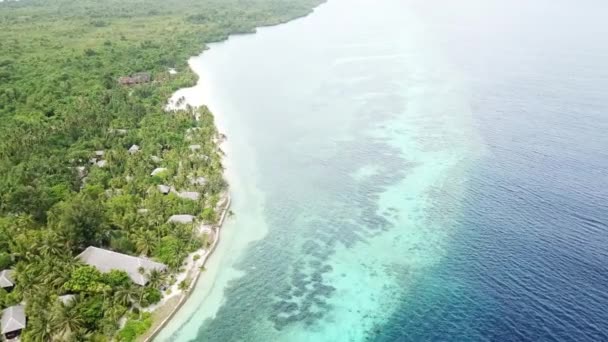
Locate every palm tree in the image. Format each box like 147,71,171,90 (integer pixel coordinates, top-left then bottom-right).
68,327,93,342
133,229,157,256
39,232,65,257
136,286,149,316
24,315,53,342
50,299,84,341
146,268,167,290
46,258,75,290
178,278,190,292
114,284,138,306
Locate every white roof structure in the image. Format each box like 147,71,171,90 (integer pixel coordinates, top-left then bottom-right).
168,68,178,75
0,270,13,288
58,294,75,305
151,167,167,176
158,185,171,194
167,215,195,224
137,208,149,214
1,305,25,335
94,150,105,157
189,154,209,161
75,166,87,179
76,247,167,286
128,144,140,154
96,160,107,168
109,128,128,135
151,155,162,163
189,176,207,186
177,191,200,201
188,144,201,152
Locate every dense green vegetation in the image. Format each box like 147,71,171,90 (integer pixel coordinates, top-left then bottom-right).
0,0,322,340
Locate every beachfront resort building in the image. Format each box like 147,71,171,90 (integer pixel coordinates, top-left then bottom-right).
76,247,167,286
1,305,25,341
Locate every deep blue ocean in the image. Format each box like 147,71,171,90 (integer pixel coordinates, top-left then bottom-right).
158,0,608,341
378,1,608,340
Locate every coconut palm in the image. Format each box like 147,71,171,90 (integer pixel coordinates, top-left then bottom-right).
39,232,65,257
50,298,84,341
24,315,53,342
114,284,138,306
68,327,93,342
46,258,75,290
133,229,157,256
146,268,167,289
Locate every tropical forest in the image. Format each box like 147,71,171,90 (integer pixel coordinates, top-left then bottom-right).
0,0,322,340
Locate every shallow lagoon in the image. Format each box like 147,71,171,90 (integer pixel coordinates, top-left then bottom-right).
158,0,608,340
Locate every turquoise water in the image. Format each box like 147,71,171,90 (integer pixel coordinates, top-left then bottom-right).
158,0,608,340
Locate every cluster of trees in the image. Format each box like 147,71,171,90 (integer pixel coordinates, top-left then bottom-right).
0,0,323,340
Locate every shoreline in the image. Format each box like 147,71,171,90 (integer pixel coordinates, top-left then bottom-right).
140,194,232,342
142,3,328,340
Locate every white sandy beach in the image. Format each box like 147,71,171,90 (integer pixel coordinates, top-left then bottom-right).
153,41,274,340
